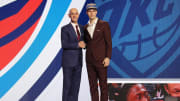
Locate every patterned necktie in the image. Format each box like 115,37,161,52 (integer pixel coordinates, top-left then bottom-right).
75,25,80,40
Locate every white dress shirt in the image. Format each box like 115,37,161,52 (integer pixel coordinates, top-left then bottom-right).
87,18,98,38
71,22,81,36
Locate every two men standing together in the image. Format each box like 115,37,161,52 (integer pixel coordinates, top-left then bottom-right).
61,3,112,101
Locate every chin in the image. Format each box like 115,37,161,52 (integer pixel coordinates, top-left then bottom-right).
90,17,95,20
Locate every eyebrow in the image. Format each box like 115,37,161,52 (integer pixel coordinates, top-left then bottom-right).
70,12,78,14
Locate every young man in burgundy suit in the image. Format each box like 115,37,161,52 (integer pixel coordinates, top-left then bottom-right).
84,3,112,101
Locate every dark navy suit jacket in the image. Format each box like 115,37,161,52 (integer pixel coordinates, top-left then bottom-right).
61,23,84,67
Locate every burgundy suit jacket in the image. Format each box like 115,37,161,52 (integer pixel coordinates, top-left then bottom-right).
84,19,112,64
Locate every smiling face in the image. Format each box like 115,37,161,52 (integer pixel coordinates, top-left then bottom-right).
127,84,150,101
69,8,79,23
165,84,180,97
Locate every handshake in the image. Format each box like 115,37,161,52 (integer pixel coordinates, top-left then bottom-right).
78,41,86,48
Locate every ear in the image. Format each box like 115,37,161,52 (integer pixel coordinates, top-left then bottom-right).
68,14,71,18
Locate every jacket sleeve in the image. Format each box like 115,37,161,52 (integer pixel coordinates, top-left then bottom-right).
83,26,88,49
104,22,112,59
79,25,84,42
61,27,79,49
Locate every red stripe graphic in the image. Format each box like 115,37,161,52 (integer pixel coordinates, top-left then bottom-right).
0,19,40,70
0,0,43,38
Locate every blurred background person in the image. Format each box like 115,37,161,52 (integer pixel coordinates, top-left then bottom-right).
164,83,180,101
152,84,165,101
119,84,150,101
108,83,122,101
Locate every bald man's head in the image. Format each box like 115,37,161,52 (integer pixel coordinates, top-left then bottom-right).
69,8,79,24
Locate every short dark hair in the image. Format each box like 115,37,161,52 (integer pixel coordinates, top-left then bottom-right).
86,8,97,12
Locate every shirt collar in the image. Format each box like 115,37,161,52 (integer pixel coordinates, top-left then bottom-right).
71,22,78,27
88,17,98,26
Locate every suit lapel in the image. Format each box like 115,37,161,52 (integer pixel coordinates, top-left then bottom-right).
68,23,78,41
85,19,101,40
79,24,83,36
85,24,91,39
79,24,84,41
92,19,100,39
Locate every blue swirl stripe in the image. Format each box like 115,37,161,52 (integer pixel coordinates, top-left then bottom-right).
0,0,28,20
0,0,46,47
0,0,71,98
20,50,63,101
148,38,180,77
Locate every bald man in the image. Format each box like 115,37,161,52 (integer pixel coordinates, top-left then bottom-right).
61,8,85,101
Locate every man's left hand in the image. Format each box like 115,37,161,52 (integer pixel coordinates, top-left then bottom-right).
102,57,110,67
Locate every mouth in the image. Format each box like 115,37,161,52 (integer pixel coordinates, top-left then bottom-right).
174,89,180,93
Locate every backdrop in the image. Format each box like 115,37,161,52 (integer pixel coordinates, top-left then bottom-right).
0,0,180,101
